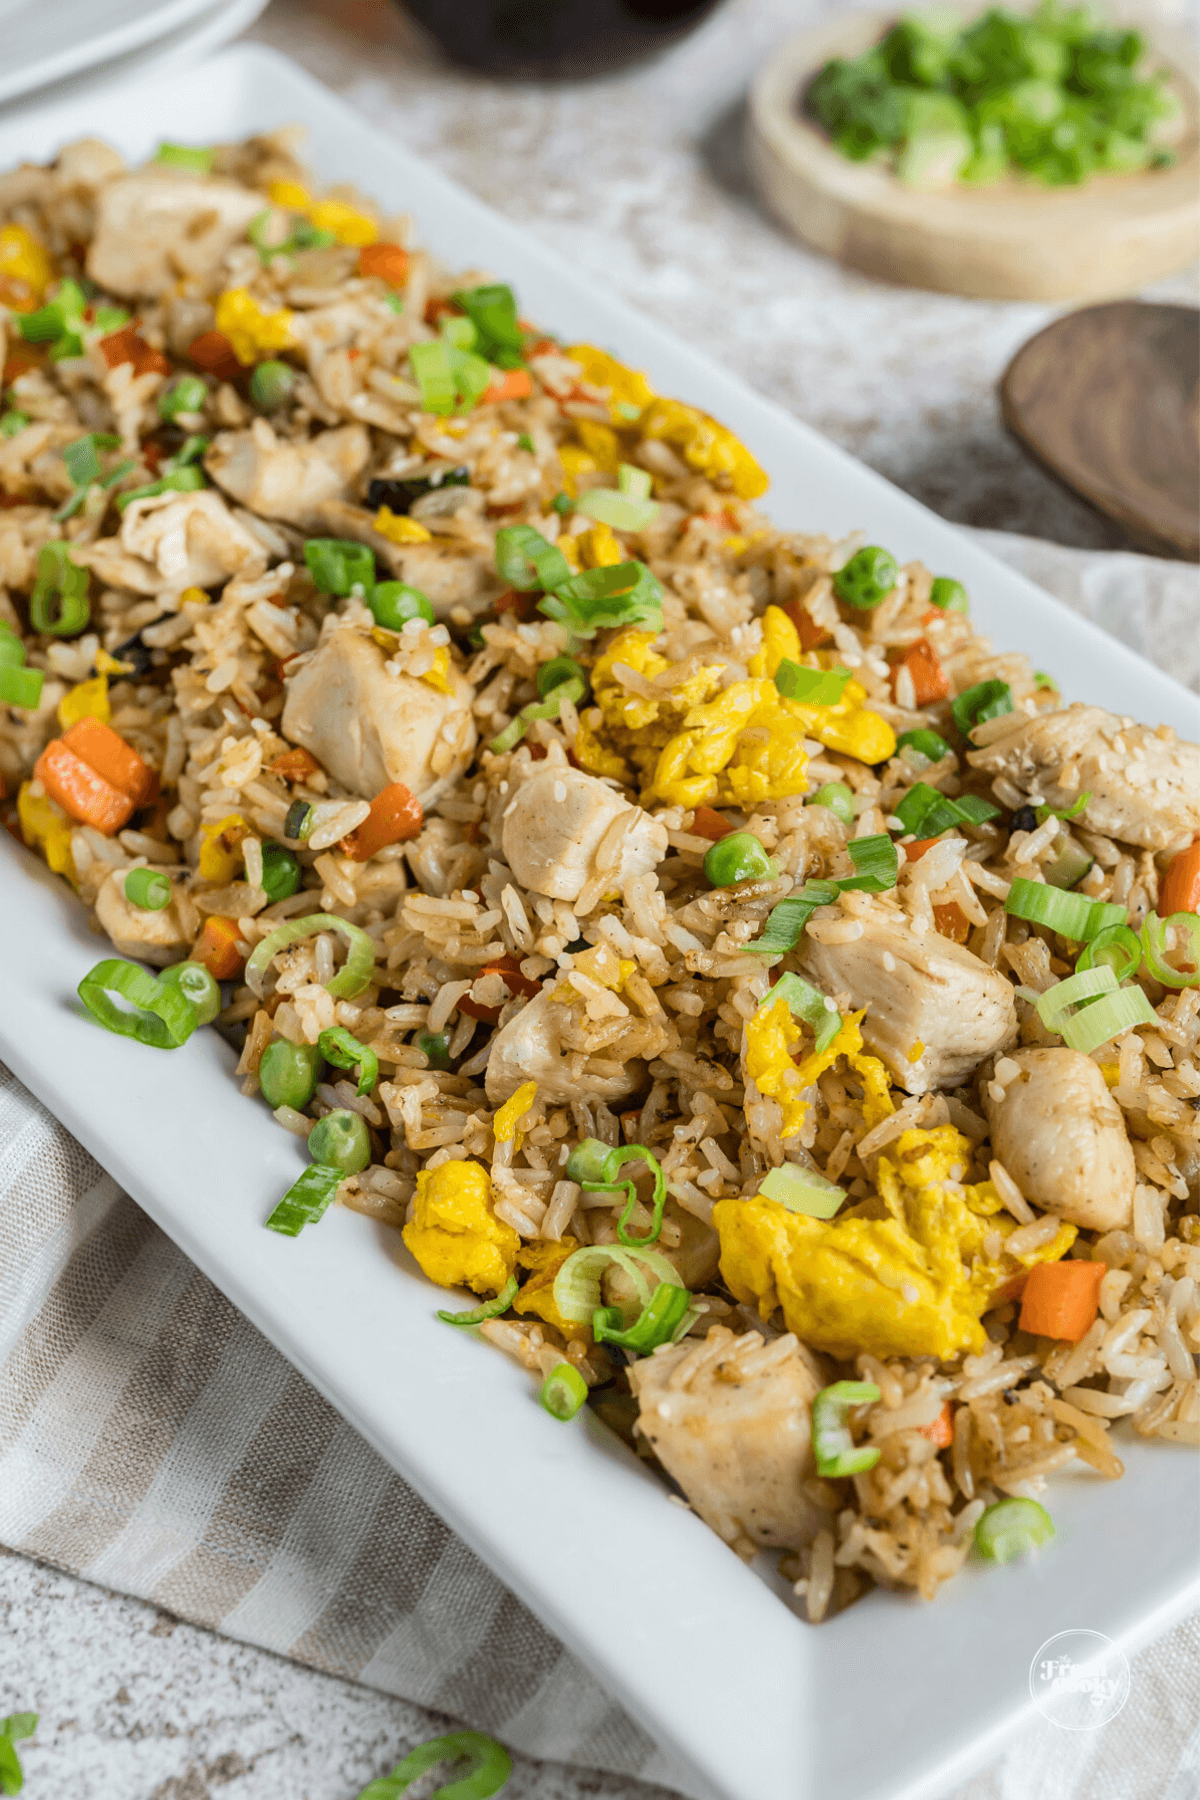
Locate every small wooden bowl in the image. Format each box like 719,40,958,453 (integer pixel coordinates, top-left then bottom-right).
746,9,1200,301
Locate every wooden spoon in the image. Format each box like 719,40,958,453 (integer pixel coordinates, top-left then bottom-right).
1000,302,1199,562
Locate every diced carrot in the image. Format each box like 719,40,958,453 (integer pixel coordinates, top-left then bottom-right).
34,738,134,834
1161,839,1200,917
933,900,971,943
482,368,532,404
2,343,42,385
267,746,321,783
892,637,949,706
459,953,542,1022
358,242,409,286
690,805,733,841
904,836,944,863
916,1401,954,1448
493,587,534,622
780,596,832,650
341,781,424,861
424,298,461,327
191,916,245,981
61,716,156,806
187,330,242,384
97,323,170,377
1018,1259,1104,1342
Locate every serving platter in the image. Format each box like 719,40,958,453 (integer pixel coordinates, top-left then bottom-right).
1,45,1198,1800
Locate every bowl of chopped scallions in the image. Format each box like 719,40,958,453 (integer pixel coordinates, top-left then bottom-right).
747,2,1198,299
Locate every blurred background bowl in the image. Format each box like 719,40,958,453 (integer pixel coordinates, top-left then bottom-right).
394,0,726,80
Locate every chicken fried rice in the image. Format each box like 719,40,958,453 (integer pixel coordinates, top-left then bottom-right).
2,130,1198,1624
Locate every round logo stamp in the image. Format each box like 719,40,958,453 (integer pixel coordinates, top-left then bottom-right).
1029,1630,1131,1730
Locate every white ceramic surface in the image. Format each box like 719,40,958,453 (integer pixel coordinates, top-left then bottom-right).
0,45,1197,1800
0,0,228,107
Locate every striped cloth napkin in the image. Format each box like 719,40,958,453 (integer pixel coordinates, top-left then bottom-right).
1,535,1196,1799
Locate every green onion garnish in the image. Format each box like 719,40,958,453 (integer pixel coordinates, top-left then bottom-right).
894,781,1000,837
266,1163,342,1236
538,561,664,639
842,832,900,891
1035,964,1119,1031
806,781,855,824
155,142,215,172
1057,985,1158,1054
540,1361,589,1421
0,410,29,437
759,1162,845,1219
159,961,221,1026
116,465,205,511
774,659,852,706
1076,924,1141,985
573,487,659,532
833,546,897,609
593,1281,692,1353
245,913,377,1001
283,799,315,843
974,1497,1054,1564
536,654,588,701
0,664,44,709
703,829,775,887
580,1143,667,1249
438,1273,519,1327
516,432,535,453
304,537,376,597
158,375,208,420
258,1038,324,1111
317,1025,379,1098
812,1380,881,1477
77,957,198,1049
355,1729,513,1800
29,542,90,637
451,283,525,368
1141,911,1200,990
308,1108,371,1174
743,888,837,958
19,277,88,359
1034,671,1058,690
123,868,171,911
1035,789,1091,824
617,461,652,500
951,679,1014,736
896,727,953,762
55,431,129,519
487,675,585,754
1005,877,1125,943
552,1242,679,1324
0,1711,37,1794
410,338,490,415
763,970,842,1054
929,576,968,612
494,524,572,593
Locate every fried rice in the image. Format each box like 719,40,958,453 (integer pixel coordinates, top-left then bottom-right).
1,129,1197,1626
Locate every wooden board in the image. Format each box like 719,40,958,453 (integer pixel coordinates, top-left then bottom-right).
746,10,1199,301
1001,301,1200,560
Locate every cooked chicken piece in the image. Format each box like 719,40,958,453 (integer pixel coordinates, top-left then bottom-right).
500,767,667,906
55,138,125,192
94,869,198,967
281,627,475,806
797,906,1017,1094
484,987,641,1107
981,1047,1135,1232
629,1326,829,1557
86,171,263,298
205,421,370,533
95,490,267,594
968,704,1200,855
314,499,499,618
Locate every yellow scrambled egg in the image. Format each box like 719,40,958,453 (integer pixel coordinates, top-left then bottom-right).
0,224,51,309
198,813,249,883
493,1080,537,1150
267,180,379,246
716,1126,1076,1361
745,1003,874,1143
214,289,295,366
639,397,768,500
402,1159,521,1297
17,783,75,881
57,675,109,730
747,607,896,766
512,1237,589,1337
374,507,432,545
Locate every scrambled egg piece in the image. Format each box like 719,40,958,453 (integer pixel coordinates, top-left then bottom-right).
374,507,431,545
402,1159,521,1297
640,397,768,500
17,782,75,881
420,646,452,693
267,180,379,246
566,345,655,422
493,1079,537,1149
214,289,295,366
745,1005,874,1143
57,675,109,730
512,1237,588,1337
0,224,51,310
198,813,249,883
579,522,623,568
717,1126,1076,1361
574,627,722,790
747,607,897,767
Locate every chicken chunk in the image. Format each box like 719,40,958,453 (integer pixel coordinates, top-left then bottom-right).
86,171,263,298
484,987,641,1107
797,906,1017,1094
94,868,198,967
500,767,667,906
100,490,266,593
281,627,475,806
968,704,1200,854
982,1047,1135,1232
628,1326,829,1557
205,421,370,532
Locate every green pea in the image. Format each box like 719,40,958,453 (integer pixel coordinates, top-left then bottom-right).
807,782,856,825
929,576,969,613
565,1137,612,1184
259,1038,324,1111
308,1107,371,1174
550,492,573,516
537,655,588,701
260,843,301,903
369,581,435,630
249,360,295,411
159,961,221,1026
703,830,774,887
416,1029,452,1070
833,546,898,610
158,375,207,421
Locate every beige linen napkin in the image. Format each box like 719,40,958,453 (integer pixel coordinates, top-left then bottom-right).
0,535,1196,1800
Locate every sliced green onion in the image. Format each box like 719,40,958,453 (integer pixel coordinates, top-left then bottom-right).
451,282,524,366
1141,912,1200,989
1076,924,1141,984
516,432,535,453
318,1025,379,1097
409,339,457,415
158,375,207,420
245,913,377,1000
304,537,376,597
1059,985,1158,1053
19,278,87,357
743,885,839,957
974,1497,1054,1564
581,1143,667,1248
116,466,206,511
1036,790,1091,824
445,341,491,411
260,843,301,903
764,971,842,1055
487,676,585,753
703,830,775,887
494,524,572,593
807,781,855,824
0,624,21,665
62,432,119,493
929,576,968,612
77,957,198,1049
438,1272,519,1326
843,833,899,891
0,410,29,437
416,1028,452,1070
812,1380,881,1477
894,781,998,837
156,142,214,172
265,1163,342,1236
955,793,1002,824
540,1362,588,1421
897,727,953,762
833,546,897,610
29,542,90,636
951,679,1013,736
618,462,652,500
159,961,221,1026
1035,964,1118,1030
760,1162,845,1219
552,1243,679,1324
592,1281,692,1353
539,561,663,638
283,799,315,843
0,664,44,708
1034,671,1058,691
369,582,435,630
356,1729,513,1800
308,1108,371,1174
258,1038,324,1110
574,487,659,532
249,360,295,410
1005,877,1125,942
123,867,171,910
774,659,852,705
536,655,588,701
440,315,477,352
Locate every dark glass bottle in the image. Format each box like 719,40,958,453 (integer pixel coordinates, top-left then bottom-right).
396,0,725,80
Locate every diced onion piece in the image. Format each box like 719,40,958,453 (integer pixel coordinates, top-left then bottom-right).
760,1162,845,1219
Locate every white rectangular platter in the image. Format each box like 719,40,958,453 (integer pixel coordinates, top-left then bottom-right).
1,45,1197,1800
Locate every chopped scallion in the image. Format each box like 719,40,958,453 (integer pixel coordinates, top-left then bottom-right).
283,799,315,843
266,1163,342,1236
812,1380,881,1477
245,913,376,1000
494,524,572,593
617,462,652,500
763,971,842,1054
438,1273,519,1326
77,957,198,1049
896,727,953,762
29,542,90,637
1141,911,1200,990
409,339,457,415
1076,924,1141,985
539,1362,589,1421
158,961,221,1026
1035,964,1119,1031
774,659,852,705
951,679,1013,736
573,487,659,532
158,374,207,420
759,1161,845,1219
123,867,171,910
1058,984,1158,1053
0,663,44,708
304,537,376,597
552,1242,678,1324
581,1143,668,1248
317,1025,379,1097
539,560,664,639
487,674,585,753
1005,877,1125,942
974,1497,1054,1564
156,142,215,172
355,1730,513,1800
593,1281,692,1353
